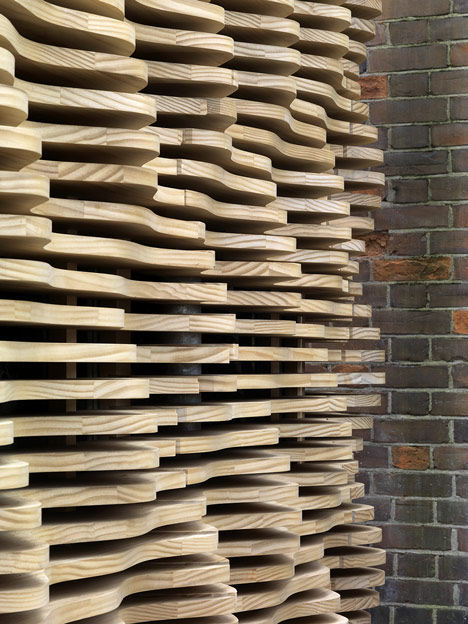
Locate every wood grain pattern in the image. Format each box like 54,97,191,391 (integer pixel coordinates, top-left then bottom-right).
0,0,383,622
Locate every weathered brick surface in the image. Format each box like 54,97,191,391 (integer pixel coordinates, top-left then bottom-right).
451,96,468,119
431,68,468,94
381,0,450,19
390,125,430,149
389,72,430,97
358,3,468,621
454,309,468,333
389,20,428,44
398,552,436,577
451,41,468,65
373,257,451,281
369,45,447,72
360,74,389,99
392,446,430,470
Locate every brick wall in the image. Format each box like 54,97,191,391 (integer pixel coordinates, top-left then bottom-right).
358,2,468,622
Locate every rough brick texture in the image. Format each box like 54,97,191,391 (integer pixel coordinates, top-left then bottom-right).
359,2,468,622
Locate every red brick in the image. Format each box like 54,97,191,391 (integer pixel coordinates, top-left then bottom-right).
396,606,435,624
452,364,468,388
385,150,447,176
390,283,426,308
367,21,387,47
438,500,468,524
454,257,468,280
431,70,468,95
434,447,468,470
458,528,468,552
369,45,447,72
391,178,428,203
451,42,468,67
449,419,466,440
428,284,468,307
394,499,433,523
383,525,450,550
453,206,468,227
373,126,388,150
386,365,448,388
375,204,449,230
430,176,468,201
389,73,429,97
460,583,468,607
363,282,387,307
381,0,450,18
432,392,468,416
359,75,388,99
453,416,468,441
387,232,427,257
430,231,468,254
392,392,430,416
390,125,430,149
385,579,453,606
433,337,468,361
384,579,453,604
393,446,430,470
439,555,468,580
374,309,451,334
374,472,451,497
358,443,389,468
398,553,436,578
451,97,468,120
375,419,448,443
452,148,468,173
358,258,370,281
392,338,429,362
371,98,447,124
454,310,468,334
389,20,428,45
456,474,468,498
360,495,391,522
373,257,451,282
432,123,468,146
361,231,388,256
430,16,468,40
359,429,375,444
356,470,371,492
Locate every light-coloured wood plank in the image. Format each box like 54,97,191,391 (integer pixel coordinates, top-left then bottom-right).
0,0,383,620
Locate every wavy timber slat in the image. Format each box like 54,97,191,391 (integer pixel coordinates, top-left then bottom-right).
0,0,383,623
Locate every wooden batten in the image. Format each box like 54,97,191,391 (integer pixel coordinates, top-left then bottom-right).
0,0,383,623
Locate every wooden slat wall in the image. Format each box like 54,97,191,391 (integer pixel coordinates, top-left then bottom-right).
0,1,384,623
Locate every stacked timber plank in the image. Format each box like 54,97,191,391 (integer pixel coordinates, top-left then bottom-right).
0,1,384,624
